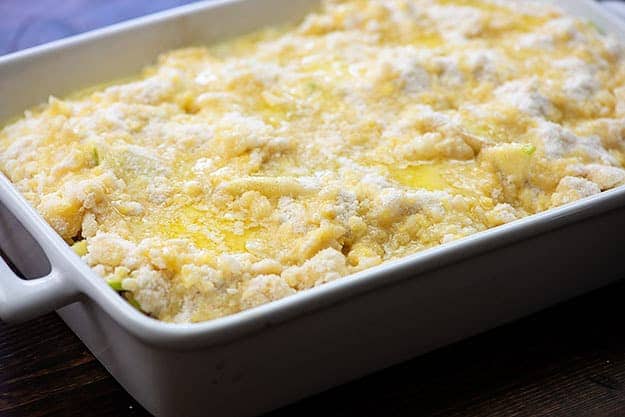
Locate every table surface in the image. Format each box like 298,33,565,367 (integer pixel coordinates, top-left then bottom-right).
3,1,625,416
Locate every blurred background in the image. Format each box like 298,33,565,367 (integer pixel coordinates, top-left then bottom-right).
2,1,625,56
0,0,199,55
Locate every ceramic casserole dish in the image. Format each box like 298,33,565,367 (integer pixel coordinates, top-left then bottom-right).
2,0,625,415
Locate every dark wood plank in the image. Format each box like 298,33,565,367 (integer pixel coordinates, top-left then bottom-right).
3,279,625,417
271,279,625,417
0,314,148,417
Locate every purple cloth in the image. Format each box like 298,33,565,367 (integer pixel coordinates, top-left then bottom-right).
1,0,623,57
0,0,201,55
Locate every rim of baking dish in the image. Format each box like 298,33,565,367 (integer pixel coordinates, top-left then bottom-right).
44,184,625,348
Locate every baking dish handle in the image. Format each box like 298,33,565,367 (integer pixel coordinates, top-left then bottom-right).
0,260,78,323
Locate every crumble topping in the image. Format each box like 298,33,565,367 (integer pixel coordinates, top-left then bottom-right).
2,0,625,322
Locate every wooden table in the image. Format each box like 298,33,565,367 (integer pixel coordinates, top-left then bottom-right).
3,1,625,416
3,280,625,417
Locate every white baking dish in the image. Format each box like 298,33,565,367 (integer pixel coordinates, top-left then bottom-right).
2,0,625,416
